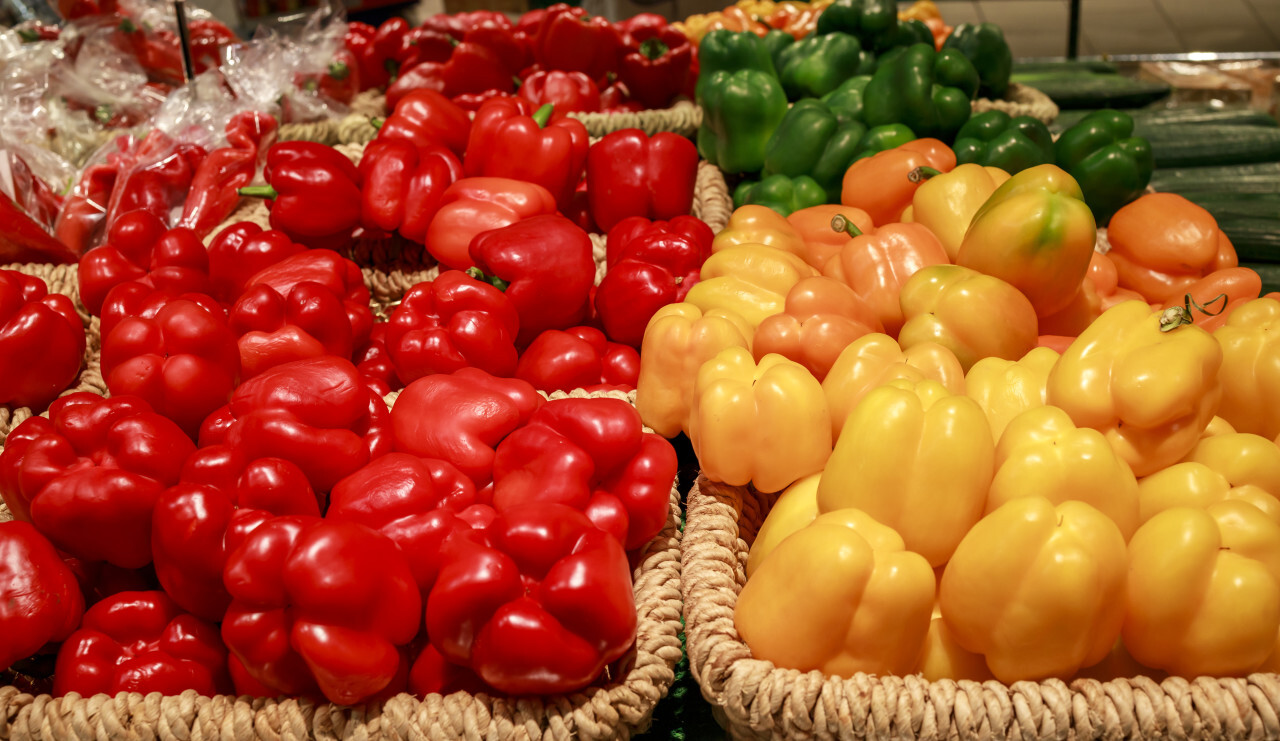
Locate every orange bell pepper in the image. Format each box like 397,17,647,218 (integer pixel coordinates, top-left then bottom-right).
1086,251,1149,312
685,243,817,331
822,214,949,336
840,139,957,227
712,205,809,263
1106,193,1239,304
786,204,873,271
1155,267,1261,334
753,276,882,380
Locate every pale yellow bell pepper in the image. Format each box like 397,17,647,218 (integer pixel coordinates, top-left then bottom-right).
1214,297,1280,439
1073,640,1165,682
910,163,1011,261
1203,416,1238,438
689,348,832,493
940,497,1128,682
1184,432,1280,498
964,346,1060,442
915,604,994,682
684,243,817,331
746,473,821,578
817,378,993,566
989,406,1140,540
1138,461,1280,525
736,508,935,677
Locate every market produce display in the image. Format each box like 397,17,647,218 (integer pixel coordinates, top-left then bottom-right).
2,0,1280,737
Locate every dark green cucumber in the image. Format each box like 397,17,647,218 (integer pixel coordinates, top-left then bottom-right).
1179,193,1280,220
1150,162,1280,193
1009,72,1171,109
1143,125,1280,168
1012,60,1120,75
1051,105,1278,134
1243,263,1280,295
1212,218,1280,263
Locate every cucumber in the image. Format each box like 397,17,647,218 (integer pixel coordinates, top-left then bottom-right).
1214,217,1280,263
1143,125,1280,168
1180,193,1280,220
1150,162,1280,193
1243,263,1280,295
1051,105,1278,134
1012,60,1120,75
1009,72,1172,109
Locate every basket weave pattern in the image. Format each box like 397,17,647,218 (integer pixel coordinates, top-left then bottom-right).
971,83,1060,125
682,475,1280,741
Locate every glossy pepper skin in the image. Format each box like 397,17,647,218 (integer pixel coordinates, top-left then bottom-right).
386,270,520,384
468,214,595,346
358,139,464,244
819,378,992,566
736,509,935,677
0,271,85,410
1216,298,1280,439
516,327,640,393
54,591,230,697
531,4,622,82
1053,109,1154,226
205,224,305,306
377,89,473,159
392,368,544,488
863,44,978,142
1124,503,1280,676
517,70,602,114
78,211,211,319
712,205,810,265
940,498,1128,682
957,164,1098,317
694,30,778,103
1047,301,1223,477
102,298,241,439
425,177,558,271
697,69,788,175
840,139,957,226
619,30,694,109
199,357,392,494
786,205,875,271
586,129,699,232
684,243,817,332
745,473,821,577
178,112,278,240
0,521,84,672
898,264,1040,372
239,142,362,251
1137,461,1280,527
426,502,637,694
1182,432,1280,515
221,516,421,703
776,32,867,100
752,275,883,380
963,346,1059,441
734,174,827,217
1106,193,1237,304
813,0,898,50
595,215,715,347
821,218,948,335
941,23,1013,98
690,348,832,493
0,393,195,567
761,98,867,203
907,163,1009,260
1156,268,1259,335
463,98,590,209
952,111,1054,175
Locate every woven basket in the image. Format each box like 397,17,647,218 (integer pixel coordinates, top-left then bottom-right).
972,83,1060,125
277,90,390,146
682,475,1280,741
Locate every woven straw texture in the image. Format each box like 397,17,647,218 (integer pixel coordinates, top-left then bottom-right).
971,83,1060,125
682,475,1280,741
277,90,391,146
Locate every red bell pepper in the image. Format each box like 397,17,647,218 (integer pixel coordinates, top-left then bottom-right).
239,249,373,357
594,215,714,347
296,50,361,105
99,285,225,344
53,591,230,697
619,29,693,110
345,18,411,91
440,33,519,98
449,89,512,112
586,129,699,232
463,24,532,77
206,222,306,305
198,356,392,493
492,397,673,550
397,27,455,72
468,213,595,345
356,323,401,396
178,112,279,240
152,452,318,620
116,18,185,85
238,142,362,251
391,367,544,488
385,269,520,383
358,139,464,244
409,642,491,697
4,150,63,232
0,521,85,672
463,97,589,209
0,393,196,567
517,70,602,114
515,327,640,393
101,298,240,438
426,502,636,694
186,18,238,75
102,130,208,237
0,190,76,265
54,153,119,257
78,210,212,318
221,516,421,703
385,62,447,110
230,283,357,379
532,4,622,83
616,13,669,46
0,270,85,409
600,80,645,113
377,89,473,159
421,10,514,40
423,177,558,271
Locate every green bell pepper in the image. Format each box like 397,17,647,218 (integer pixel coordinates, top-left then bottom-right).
777,32,866,100
852,123,916,160
696,30,777,102
698,68,789,175
862,43,978,143
878,18,932,52
1053,109,1154,226
763,29,795,74
942,23,1014,99
814,0,898,50
953,110,1055,174
820,75,872,123
762,99,868,201
734,174,828,217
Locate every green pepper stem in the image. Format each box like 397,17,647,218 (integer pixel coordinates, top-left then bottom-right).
513,75,523,89
328,61,349,80
118,18,136,32
1159,292,1229,332
238,185,278,200
370,117,384,130
639,37,670,60
450,36,460,47
466,266,510,292
532,104,554,128
830,214,863,237
16,29,38,42
907,166,941,183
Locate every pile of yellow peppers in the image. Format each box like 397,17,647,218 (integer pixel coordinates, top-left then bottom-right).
636,138,1280,683
675,0,833,43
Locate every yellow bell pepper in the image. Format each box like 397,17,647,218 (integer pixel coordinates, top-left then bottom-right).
910,163,1010,261
964,346,1059,442
989,406,1140,540
957,165,1098,318
915,604,994,682
939,497,1128,682
712,205,809,262
821,333,964,440
1184,432,1280,498
1203,415,1237,438
1046,300,1223,477
736,508,936,677
746,473,821,578
1214,297,1280,439
1124,502,1280,677
1074,640,1165,682
689,348,832,493
898,264,1040,372
635,303,753,438
684,244,816,332
817,378,993,566
1138,461,1280,526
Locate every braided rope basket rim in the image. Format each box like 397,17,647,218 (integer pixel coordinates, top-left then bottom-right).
971,82,1060,125
682,475,1280,741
